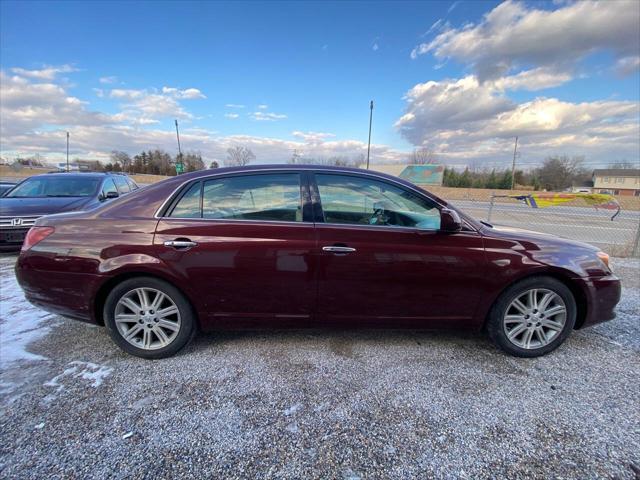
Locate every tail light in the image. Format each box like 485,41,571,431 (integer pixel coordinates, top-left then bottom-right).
22,227,55,251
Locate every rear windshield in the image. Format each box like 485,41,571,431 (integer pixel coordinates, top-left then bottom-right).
5,176,101,198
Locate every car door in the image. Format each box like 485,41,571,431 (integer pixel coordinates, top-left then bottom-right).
312,172,487,328
153,171,317,328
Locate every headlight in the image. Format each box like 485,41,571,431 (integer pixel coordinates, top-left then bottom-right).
596,251,611,271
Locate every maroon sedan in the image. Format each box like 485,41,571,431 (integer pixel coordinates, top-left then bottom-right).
16,165,620,359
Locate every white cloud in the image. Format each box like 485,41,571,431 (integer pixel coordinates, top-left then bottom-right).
110,88,145,100
257,104,269,110
614,56,640,77
10,64,78,80
492,67,572,91
412,0,640,80
251,111,287,121
225,103,245,108
162,86,206,99
0,67,404,164
108,86,205,122
99,76,118,84
224,113,240,119
0,72,113,137
396,74,639,164
292,131,336,144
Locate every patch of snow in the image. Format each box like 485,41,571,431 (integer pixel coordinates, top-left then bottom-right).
34,422,45,429
0,256,60,368
284,402,302,416
43,361,113,403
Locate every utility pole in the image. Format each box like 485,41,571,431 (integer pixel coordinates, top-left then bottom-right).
66,131,70,172
510,136,518,190
366,100,373,170
174,119,184,174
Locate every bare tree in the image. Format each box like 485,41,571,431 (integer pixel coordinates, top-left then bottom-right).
226,146,255,166
536,156,587,191
110,150,132,172
408,146,437,164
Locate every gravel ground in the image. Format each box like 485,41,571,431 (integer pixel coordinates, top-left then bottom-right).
0,254,638,479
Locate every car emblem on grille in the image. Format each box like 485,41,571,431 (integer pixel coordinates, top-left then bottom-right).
11,218,23,226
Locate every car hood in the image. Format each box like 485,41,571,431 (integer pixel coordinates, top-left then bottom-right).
481,224,600,252
0,197,91,217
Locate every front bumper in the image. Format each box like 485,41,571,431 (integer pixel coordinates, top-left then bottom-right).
578,274,621,328
0,228,29,251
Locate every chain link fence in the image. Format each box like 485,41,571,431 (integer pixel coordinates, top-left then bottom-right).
447,194,640,257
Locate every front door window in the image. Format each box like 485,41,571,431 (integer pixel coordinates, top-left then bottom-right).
315,173,441,230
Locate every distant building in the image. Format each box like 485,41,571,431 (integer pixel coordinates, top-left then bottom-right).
592,169,640,196
571,180,594,193
371,164,444,186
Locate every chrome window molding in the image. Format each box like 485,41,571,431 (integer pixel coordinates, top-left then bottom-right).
153,167,479,233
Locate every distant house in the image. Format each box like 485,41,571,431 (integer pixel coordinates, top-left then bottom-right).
592,169,640,196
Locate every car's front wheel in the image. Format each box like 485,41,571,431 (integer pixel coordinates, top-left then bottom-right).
487,276,576,357
104,277,196,359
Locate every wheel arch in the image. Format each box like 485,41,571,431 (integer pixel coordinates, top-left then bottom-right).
93,271,201,328
482,269,588,330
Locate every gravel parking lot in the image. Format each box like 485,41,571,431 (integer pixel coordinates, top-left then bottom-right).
1,254,638,479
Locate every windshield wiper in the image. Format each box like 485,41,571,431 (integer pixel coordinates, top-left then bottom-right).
480,220,493,228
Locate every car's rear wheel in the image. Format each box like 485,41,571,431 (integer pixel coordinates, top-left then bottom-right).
104,277,196,359
487,276,576,357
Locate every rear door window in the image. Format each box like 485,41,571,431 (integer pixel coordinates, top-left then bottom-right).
168,173,302,222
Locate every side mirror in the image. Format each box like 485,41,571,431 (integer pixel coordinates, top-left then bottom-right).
440,208,462,232
101,191,119,201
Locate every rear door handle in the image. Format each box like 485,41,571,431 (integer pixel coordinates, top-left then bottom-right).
322,246,356,254
164,240,198,249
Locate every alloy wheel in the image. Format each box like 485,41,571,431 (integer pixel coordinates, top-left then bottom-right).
114,287,181,350
503,288,567,350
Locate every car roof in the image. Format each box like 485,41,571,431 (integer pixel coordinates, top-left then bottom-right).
176,163,404,183
26,172,130,180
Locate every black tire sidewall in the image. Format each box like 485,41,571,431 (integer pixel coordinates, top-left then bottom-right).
487,276,577,358
104,277,196,359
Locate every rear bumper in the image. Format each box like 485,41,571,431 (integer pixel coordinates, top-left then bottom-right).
15,264,101,324
578,274,621,328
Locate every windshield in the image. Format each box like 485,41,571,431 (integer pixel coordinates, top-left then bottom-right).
5,177,101,198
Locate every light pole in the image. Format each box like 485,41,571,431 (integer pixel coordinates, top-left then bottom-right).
510,136,518,190
66,131,70,172
174,119,184,174
366,100,373,170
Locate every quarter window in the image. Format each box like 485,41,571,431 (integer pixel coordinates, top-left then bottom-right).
169,182,202,218
113,176,131,194
315,174,441,230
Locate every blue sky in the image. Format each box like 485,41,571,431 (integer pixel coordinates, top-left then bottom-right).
1,0,639,168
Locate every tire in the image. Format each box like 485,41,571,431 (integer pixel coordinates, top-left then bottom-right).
103,276,196,359
486,276,576,358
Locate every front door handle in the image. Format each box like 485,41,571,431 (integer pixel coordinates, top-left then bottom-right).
322,245,356,254
164,240,198,249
